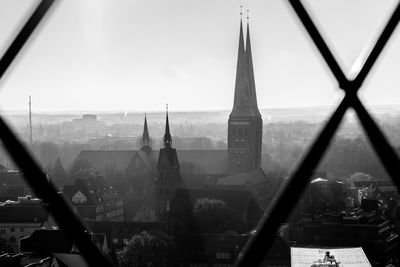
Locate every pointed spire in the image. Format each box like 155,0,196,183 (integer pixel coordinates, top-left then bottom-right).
246,11,261,116
143,113,150,143
163,104,172,148
230,9,261,118
141,113,151,151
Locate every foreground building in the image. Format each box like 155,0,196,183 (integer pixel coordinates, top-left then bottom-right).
0,196,53,252
62,177,124,221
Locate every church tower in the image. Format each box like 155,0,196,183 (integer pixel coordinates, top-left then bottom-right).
228,15,262,173
140,114,152,153
155,106,182,219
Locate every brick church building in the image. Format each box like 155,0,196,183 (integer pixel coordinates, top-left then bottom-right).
70,17,267,219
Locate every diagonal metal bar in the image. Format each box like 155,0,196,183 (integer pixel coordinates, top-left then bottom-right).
0,0,54,79
288,0,400,92
236,1,400,266
353,2,400,88
0,117,114,266
0,1,114,266
235,95,351,267
287,0,348,89
352,97,400,190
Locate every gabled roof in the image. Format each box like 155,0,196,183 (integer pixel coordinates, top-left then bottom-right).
136,150,157,171
63,179,95,205
158,148,180,169
218,169,267,185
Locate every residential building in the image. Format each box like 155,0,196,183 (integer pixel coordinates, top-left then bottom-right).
62,177,123,221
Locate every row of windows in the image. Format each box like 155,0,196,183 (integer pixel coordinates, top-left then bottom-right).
233,127,248,136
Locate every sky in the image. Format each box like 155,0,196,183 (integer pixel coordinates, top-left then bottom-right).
0,0,399,112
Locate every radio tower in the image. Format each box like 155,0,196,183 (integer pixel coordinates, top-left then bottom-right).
29,96,32,145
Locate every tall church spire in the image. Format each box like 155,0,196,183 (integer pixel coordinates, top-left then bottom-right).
163,105,172,148
228,11,263,173
230,12,261,118
141,114,151,151
246,15,261,116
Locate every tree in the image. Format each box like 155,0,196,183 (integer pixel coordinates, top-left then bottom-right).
39,142,59,168
50,157,67,184
69,158,97,179
192,198,242,233
118,231,167,267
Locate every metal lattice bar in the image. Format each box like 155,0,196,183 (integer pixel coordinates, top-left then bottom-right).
0,0,54,78
0,1,114,266
235,1,400,266
235,93,350,266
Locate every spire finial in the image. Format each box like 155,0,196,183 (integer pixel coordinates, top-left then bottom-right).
240,5,243,17
247,9,249,20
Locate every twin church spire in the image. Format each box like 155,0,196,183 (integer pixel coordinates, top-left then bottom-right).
230,12,261,118
140,105,172,152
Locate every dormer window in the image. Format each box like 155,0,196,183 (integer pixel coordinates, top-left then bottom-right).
72,191,87,204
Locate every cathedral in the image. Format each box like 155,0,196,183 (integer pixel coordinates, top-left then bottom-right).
70,17,266,219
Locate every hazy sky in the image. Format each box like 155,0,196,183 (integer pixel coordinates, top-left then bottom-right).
0,0,399,112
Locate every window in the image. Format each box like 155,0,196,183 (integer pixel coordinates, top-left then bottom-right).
0,229,5,235
10,228,15,232
20,227,24,232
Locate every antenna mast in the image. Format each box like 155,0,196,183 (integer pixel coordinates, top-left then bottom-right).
29,96,32,145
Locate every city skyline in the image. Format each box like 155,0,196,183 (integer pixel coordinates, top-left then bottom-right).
0,0,399,112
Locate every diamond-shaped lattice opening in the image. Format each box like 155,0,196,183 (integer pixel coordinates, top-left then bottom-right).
257,111,399,266
302,0,398,77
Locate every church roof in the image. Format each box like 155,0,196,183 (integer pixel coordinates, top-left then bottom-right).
71,149,229,176
178,150,228,175
73,150,137,174
158,147,180,169
218,169,267,185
